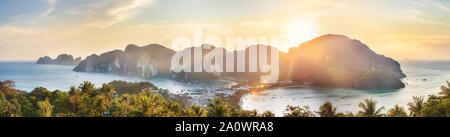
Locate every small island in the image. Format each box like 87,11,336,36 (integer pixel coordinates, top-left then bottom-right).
36,54,82,65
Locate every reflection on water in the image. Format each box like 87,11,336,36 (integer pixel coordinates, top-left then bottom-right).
241,61,450,116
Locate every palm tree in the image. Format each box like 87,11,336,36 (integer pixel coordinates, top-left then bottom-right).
136,90,167,117
317,101,337,117
408,96,424,117
237,109,259,117
68,86,81,115
37,99,54,117
99,83,116,116
31,87,52,101
358,98,385,117
116,94,133,117
387,105,407,117
188,105,207,117
206,98,230,117
283,105,315,117
79,81,96,97
261,110,275,117
0,94,21,117
439,81,450,99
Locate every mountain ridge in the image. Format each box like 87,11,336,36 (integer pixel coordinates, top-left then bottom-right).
36,54,81,65
72,34,406,89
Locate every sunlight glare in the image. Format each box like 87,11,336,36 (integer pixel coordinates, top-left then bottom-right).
286,19,320,46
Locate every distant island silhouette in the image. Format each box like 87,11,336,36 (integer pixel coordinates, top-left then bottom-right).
36,54,81,65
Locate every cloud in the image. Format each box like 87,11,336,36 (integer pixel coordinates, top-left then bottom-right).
429,0,450,12
42,7,55,17
44,0,56,4
241,21,279,27
41,0,57,16
36,0,156,26
1,0,449,61
81,0,156,27
401,0,450,26
405,14,450,26
0,26,37,39
0,0,159,60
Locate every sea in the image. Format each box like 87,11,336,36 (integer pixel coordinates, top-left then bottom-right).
0,61,449,116
0,61,232,94
241,61,450,116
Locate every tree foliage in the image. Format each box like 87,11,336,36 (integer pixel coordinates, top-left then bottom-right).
0,80,449,117
387,105,407,117
317,101,337,117
408,96,424,117
283,105,315,117
358,98,385,117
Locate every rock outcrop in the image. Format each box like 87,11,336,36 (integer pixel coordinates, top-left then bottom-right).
72,34,406,89
73,44,176,78
285,34,405,89
170,44,287,82
36,54,81,65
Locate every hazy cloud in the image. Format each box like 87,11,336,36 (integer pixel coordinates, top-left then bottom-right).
0,0,449,60
81,0,156,27
41,0,57,16
401,0,450,26
429,0,450,12
45,0,56,4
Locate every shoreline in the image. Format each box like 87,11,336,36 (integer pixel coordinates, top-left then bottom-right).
225,82,309,108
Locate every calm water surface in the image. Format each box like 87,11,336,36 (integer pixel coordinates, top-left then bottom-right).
0,61,230,94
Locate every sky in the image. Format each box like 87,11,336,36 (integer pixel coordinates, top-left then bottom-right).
0,0,449,61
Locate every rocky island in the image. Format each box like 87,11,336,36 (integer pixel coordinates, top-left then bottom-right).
72,34,406,90
36,54,81,65
283,34,406,89
73,44,176,78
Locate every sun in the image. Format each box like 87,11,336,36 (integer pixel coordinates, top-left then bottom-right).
285,19,320,46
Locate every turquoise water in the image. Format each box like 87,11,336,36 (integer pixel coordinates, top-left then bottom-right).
0,61,229,93
241,61,450,116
